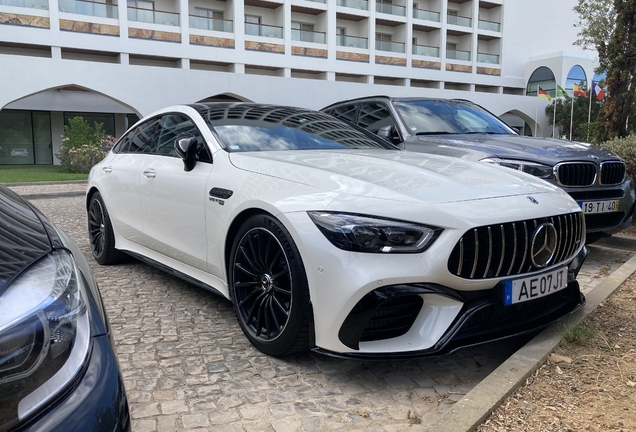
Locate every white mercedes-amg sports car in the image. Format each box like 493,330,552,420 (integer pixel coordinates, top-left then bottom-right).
87,103,587,358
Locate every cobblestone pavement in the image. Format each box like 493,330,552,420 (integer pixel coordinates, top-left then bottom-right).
13,184,635,432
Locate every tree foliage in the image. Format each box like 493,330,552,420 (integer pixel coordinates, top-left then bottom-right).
573,0,615,51
57,116,111,173
598,0,636,139
574,0,636,139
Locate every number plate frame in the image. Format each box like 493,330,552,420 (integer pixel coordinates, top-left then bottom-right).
578,200,619,214
503,266,567,306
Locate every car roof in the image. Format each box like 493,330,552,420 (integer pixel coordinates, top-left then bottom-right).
321,96,475,110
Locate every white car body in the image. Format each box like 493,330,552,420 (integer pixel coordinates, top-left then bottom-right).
87,104,586,358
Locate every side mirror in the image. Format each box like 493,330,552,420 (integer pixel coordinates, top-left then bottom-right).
377,125,394,139
175,135,198,172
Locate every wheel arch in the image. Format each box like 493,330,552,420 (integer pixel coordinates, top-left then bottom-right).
223,208,277,287
86,186,100,211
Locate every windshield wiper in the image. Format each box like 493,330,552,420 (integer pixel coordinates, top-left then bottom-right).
462,131,506,135
415,131,457,136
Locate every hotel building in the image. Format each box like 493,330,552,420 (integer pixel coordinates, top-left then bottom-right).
0,0,599,165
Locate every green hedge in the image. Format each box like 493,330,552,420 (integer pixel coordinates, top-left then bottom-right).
599,135,636,179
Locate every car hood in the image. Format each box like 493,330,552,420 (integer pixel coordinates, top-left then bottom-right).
0,186,53,294
415,134,620,164
229,149,561,204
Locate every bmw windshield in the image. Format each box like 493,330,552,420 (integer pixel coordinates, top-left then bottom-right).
394,100,516,136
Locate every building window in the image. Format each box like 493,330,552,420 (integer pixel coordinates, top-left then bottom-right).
292,21,315,42
245,14,262,36
194,7,224,31
64,112,116,136
0,110,52,166
128,0,154,23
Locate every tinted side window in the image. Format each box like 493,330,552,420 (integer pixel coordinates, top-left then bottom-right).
156,113,211,162
329,104,358,123
357,102,397,134
113,130,134,153
128,117,161,154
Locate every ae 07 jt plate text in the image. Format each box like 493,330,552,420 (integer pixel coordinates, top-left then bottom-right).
503,266,567,305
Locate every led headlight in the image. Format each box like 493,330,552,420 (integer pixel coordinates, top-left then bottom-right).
308,212,442,253
0,250,90,431
480,158,553,179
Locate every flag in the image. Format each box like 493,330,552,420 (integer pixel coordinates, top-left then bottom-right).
556,85,569,99
591,81,605,100
573,83,587,97
537,87,552,102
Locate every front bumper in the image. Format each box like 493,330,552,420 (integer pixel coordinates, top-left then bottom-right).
16,335,130,432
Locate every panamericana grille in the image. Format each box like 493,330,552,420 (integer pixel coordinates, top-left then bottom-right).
448,212,584,280
555,162,597,187
600,161,626,185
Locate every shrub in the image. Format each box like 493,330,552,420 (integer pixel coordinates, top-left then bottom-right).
599,135,636,179
57,116,113,173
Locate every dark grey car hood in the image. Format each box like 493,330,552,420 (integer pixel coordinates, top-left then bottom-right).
412,134,620,165
0,186,57,294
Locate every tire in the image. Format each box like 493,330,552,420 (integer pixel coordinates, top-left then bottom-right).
229,214,312,357
88,192,124,265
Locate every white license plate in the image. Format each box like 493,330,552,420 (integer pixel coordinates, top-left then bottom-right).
578,200,619,214
503,266,567,305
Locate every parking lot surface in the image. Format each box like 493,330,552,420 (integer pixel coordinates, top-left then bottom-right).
12,183,635,432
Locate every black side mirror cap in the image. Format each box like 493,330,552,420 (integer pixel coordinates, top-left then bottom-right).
175,135,198,172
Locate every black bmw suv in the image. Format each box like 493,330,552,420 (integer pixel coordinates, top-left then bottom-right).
322,96,636,242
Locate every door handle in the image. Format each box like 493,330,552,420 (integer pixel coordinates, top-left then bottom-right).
102,166,112,174
143,169,156,179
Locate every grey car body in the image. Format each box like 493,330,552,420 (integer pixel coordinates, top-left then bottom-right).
321,96,636,240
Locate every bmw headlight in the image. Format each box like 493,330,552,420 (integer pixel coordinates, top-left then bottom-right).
0,250,90,430
308,212,442,253
480,158,553,179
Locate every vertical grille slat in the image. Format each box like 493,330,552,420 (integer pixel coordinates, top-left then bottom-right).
448,212,583,280
483,227,493,278
470,229,479,279
495,224,505,277
507,223,517,276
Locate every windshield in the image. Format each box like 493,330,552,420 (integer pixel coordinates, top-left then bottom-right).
193,104,394,152
394,100,516,135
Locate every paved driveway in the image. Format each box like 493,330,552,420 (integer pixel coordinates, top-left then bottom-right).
14,184,635,432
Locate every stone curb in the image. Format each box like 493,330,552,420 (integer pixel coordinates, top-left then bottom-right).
1,180,88,187
423,253,636,432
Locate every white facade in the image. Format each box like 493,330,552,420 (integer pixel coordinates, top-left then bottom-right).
0,0,598,164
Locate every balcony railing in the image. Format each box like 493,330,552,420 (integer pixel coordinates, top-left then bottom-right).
413,8,440,22
478,19,500,32
336,0,368,10
307,0,326,3
0,0,48,9
245,22,283,38
292,29,326,44
447,15,472,27
59,0,117,18
189,15,233,32
477,52,499,64
412,44,439,57
127,6,179,26
375,40,405,53
446,49,471,61
376,2,405,16
336,34,368,49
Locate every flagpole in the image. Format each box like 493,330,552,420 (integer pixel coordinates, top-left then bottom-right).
587,81,593,141
569,94,574,141
535,99,538,138
553,96,557,138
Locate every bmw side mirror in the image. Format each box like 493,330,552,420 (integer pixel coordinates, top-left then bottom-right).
377,125,393,139
175,135,198,172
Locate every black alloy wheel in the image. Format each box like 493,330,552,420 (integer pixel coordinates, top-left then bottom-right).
88,192,123,265
230,214,311,356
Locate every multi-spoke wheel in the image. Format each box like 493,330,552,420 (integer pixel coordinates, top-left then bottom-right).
230,214,312,356
88,192,123,265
